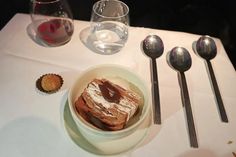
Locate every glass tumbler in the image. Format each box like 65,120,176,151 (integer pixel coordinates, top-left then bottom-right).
89,0,129,54
30,0,74,47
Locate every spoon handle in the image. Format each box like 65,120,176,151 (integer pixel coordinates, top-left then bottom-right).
151,58,161,124
178,72,198,148
206,60,228,122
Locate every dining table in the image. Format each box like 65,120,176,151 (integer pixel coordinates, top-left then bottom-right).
0,13,236,157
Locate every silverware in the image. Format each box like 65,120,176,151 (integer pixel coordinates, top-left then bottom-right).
142,35,164,124
167,47,198,148
195,35,228,122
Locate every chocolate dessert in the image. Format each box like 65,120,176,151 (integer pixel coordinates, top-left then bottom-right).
74,78,142,131
36,73,63,94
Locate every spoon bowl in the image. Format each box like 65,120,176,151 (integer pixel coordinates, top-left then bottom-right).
167,47,192,72
196,35,217,60
142,35,164,59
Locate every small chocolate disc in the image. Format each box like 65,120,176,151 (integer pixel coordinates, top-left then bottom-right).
36,73,63,94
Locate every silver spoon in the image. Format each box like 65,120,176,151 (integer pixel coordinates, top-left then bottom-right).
142,35,164,124
195,35,228,122
167,47,198,148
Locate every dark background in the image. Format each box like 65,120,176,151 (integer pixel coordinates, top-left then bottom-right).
1,0,235,70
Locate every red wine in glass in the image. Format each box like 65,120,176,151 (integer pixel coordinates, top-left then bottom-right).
37,19,73,46
30,0,74,46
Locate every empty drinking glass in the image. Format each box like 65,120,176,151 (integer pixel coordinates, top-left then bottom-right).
89,0,129,54
30,0,74,47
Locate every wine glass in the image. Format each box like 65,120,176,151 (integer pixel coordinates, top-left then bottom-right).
89,0,129,55
30,0,74,47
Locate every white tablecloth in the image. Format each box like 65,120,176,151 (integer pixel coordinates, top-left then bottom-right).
0,13,236,157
